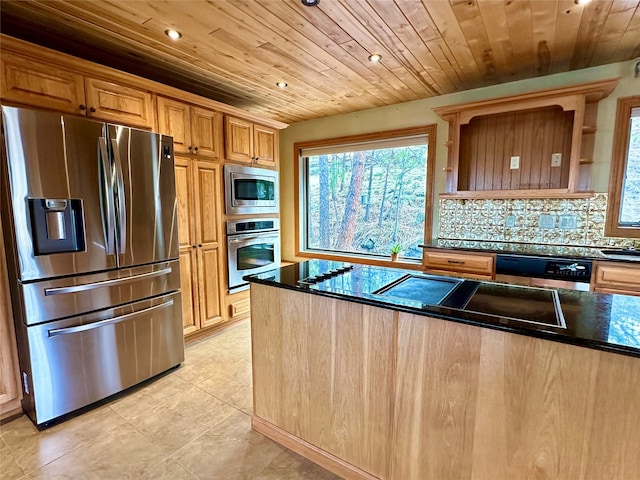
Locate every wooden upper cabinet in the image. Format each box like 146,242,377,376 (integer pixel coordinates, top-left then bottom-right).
224,116,278,168
254,124,278,168
224,116,253,163
1,51,86,114
191,107,222,159
1,51,153,128
434,79,618,199
84,78,153,128
157,97,222,159
157,97,192,153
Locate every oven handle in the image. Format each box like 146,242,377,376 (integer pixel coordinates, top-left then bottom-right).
47,299,174,337
228,233,279,243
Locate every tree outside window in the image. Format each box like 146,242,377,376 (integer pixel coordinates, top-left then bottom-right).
619,107,640,225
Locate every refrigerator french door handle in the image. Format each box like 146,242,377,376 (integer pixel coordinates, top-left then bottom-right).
98,137,116,255
111,138,127,254
47,299,174,337
43,267,173,296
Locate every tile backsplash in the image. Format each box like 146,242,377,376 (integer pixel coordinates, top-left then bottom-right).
438,194,640,249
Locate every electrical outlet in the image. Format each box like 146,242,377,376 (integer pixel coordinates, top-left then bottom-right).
505,215,516,227
539,214,556,229
510,156,520,169
551,153,562,167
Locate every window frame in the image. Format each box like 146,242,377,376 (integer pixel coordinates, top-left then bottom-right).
605,96,640,238
294,125,437,267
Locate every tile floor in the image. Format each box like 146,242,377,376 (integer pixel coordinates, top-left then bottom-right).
0,320,341,480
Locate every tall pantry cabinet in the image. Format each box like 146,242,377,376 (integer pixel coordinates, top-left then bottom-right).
158,98,226,336
174,158,225,335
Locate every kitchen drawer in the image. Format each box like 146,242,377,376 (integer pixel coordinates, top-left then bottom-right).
229,298,251,319
424,250,495,278
591,261,640,296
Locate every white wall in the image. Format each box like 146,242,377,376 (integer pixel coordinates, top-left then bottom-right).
279,60,640,261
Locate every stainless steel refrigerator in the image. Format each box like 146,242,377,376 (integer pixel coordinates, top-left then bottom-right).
0,106,184,426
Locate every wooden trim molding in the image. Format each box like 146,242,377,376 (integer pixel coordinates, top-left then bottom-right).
605,95,640,239
252,416,379,480
432,78,619,121
293,124,437,260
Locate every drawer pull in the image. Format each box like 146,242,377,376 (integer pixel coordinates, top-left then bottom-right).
447,260,465,265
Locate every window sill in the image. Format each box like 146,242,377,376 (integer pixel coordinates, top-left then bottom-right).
297,250,424,271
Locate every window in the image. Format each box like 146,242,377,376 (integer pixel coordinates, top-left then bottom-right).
295,126,436,261
606,96,640,238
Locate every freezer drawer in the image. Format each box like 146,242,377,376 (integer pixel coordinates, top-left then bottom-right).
19,260,180,325
21,291,184,426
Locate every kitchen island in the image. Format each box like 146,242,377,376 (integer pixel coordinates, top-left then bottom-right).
247,260,639,480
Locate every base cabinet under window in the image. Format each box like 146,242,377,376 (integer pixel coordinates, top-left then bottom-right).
591,261,640,296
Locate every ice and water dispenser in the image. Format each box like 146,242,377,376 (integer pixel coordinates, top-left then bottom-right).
28,198,85,255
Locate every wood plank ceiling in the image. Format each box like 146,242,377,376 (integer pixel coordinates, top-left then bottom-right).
1,0,639,124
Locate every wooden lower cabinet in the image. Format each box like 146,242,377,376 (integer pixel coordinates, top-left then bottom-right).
175,156,225,336
591,261,640,296
251,284,640,480
423,248,495,279
0,219,22,420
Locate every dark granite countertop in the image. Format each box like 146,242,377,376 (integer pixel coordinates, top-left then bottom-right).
246,259,640,359
419,241,640,262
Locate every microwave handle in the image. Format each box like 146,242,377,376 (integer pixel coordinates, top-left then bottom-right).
228,233,279,243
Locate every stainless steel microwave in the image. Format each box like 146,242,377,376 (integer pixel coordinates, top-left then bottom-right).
224,164,279,215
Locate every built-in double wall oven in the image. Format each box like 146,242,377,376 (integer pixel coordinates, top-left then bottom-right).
223,164,281,292
226,218,281,292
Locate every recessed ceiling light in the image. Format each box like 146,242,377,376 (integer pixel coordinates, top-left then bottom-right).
368,53,382,63
276,82,288,89
301,0,319,5
165,29,182,40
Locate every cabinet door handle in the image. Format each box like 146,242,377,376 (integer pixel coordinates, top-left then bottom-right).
79,104,86,111
194,146,199,151
89,106,96,113
188,146,193,151
255,157,259,161
447,260,465,265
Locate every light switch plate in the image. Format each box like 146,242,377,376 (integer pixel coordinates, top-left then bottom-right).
510,156,520,169
551,153,562,167
559,214,577,229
